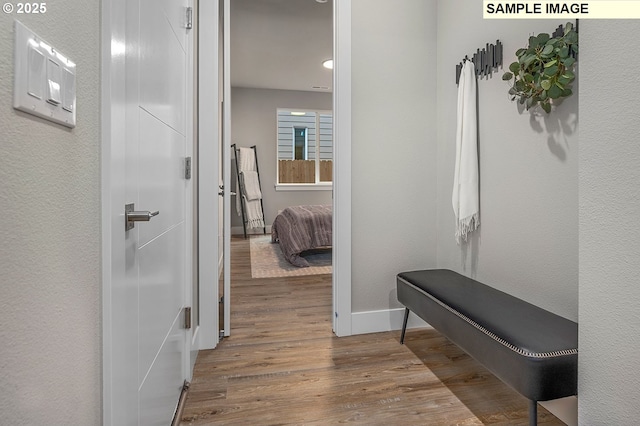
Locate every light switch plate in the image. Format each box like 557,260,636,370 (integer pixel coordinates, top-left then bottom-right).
13,20,76,128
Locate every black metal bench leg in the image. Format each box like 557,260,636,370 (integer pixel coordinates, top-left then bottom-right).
400,307,410,344
529,400,537,426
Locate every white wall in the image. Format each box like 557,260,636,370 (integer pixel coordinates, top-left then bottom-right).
436,2,579,321
230,87,332,228
579,20,640,424
0,5,101,425
351,0,438,313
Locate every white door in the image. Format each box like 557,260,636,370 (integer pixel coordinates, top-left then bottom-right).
102,0,195,423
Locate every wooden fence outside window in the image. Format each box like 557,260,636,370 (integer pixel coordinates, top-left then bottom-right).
278,160,332,184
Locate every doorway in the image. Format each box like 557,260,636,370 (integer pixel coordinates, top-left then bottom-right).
197,0,352,350
228,0,334,333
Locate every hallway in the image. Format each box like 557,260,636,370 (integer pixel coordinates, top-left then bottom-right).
180,237,563,425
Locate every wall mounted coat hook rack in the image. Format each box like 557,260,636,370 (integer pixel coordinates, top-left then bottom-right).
456,40,503,85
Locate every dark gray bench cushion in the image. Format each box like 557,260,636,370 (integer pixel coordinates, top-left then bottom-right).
397,269,577,402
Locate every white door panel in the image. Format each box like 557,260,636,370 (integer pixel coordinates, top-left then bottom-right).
138,110,186,246
140,0,186,134
138,224,185,384
139,314,185,425
103,0,194,423
112,235,139,426
160,0,189,52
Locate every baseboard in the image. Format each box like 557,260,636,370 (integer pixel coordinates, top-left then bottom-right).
351,308,431,335
231,225,272,236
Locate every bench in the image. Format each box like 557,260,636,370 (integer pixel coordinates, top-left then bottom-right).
396,269,577,426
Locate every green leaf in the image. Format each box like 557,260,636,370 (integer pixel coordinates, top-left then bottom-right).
529,35,540,48
540,91,548,100
559,46,570,58
544,65,559,76
562,88,573,97
548,84,563,99
522,54,537,69
563,70,575,79
555,81,565,90
541,79,552,90
541,101,552,114
558,75,571,86
566,31,578,44
541,44,554,57
503,72,513,81
564,22,574,35
563,57,576,67
516,48,527,57
509,62,520,73
537,33,550,45
524,73,534,83
544,59,557,68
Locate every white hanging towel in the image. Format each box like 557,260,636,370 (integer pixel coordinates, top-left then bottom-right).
237,147,256,171
236,147,257,217
452,60,480,244
235,147,265,229
244,198,265,229
241,170,262,201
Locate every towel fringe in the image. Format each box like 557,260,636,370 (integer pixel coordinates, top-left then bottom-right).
455,213,479,244
248,218,265,229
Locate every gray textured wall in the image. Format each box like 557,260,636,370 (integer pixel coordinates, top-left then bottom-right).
230,87,333,229
579,20,640,424
436,2,579,321
0,3,102,425
351,0,438,312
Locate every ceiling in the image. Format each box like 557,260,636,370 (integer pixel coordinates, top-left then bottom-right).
230,0,333,93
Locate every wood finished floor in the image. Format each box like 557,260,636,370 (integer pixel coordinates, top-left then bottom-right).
181,236,563,425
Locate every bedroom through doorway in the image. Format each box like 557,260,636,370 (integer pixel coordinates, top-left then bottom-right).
225,0,335,338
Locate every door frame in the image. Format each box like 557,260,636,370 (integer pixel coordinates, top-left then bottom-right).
197,0,222,350
101,0,126,421
197,1,352,341
332,0,352,337
222,0,232,338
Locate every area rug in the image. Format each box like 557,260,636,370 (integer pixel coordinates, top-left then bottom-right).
249,235,332,278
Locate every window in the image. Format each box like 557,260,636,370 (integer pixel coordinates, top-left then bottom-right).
277,109,333,188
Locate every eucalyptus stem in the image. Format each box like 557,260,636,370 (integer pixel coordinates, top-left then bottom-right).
502,22,578,113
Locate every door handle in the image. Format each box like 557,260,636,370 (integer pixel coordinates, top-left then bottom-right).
125,203,160,231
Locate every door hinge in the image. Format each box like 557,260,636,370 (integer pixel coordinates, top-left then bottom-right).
184,156,192,180
186,7,193,30
219,330,225,342
184,307,192,329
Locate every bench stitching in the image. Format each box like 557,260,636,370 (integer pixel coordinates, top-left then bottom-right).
398,277,578,359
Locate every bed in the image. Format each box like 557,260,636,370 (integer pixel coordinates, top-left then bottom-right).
271,205,332,267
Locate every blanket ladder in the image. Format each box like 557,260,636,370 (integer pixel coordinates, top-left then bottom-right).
232,144,266,238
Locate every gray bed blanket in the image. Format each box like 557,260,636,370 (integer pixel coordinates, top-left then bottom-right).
271,205,332,267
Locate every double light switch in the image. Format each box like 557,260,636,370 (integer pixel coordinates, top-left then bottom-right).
14,20,76,128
